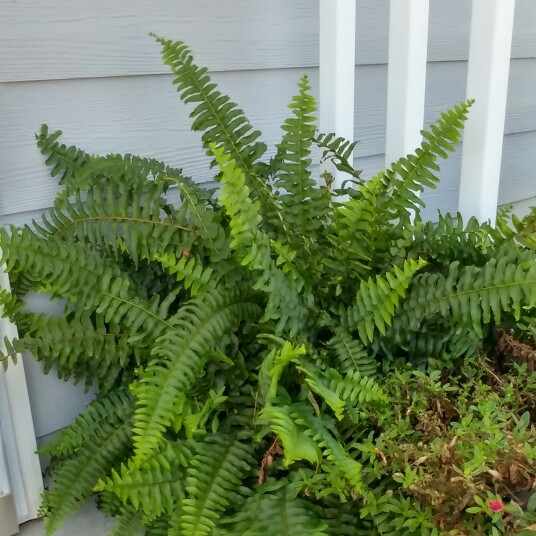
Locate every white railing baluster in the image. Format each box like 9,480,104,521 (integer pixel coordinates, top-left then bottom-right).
0,263,43,523
319,0,357,189
458,0,516,225
385,0,430,168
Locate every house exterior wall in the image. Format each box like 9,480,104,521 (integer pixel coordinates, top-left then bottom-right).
1,0,535,439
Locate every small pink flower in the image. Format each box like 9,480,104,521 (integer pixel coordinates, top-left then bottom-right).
488,500,504,513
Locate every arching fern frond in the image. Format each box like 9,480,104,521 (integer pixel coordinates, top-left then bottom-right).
326,329,377,377
169,434,256,536
106,505,143,536
214,481,328,536
1,312,132,390
315,132,361,180
132,292,262,459
343,259,427,344
96,440,193,516
41,399,134,535
39,387,133,458
152,35,266,179
273,75,329,240
398,251,536,337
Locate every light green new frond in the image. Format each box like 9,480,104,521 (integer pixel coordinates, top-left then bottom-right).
132,292,262,459
298,365,388,421
152,36,266,178
42,402,134,535
96,440,193,516
344,259,426,344
39,387,133,458
259,405,320,466
273,76,328,239
155,252,217,298
215,482,328,536
326,330,377,377
213,143,308,335
292,405,363,492
170,434,255,536
400,252,536,337
265,341,306,403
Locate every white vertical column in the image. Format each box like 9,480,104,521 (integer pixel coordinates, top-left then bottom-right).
0,264,43,523
319,0,357,189
458,0,516,226
385,0,430,167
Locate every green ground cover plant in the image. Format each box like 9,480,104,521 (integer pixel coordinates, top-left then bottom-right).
2,35,536,535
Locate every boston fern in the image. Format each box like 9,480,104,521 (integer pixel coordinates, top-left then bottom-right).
2,36,536,536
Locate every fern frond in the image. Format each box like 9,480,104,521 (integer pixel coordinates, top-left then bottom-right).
152,35,266,177
344,259,427,344
379,101,473,223
259,404,321,466
273,75,329,239
214,482,328,536
298,365,388,421
96,440,192,516
132,292,262,459
292,404,363,493
315,132,361,180
39,388,133,458
154,252,217,298
1,312,131,390
399,252,536,337
326,329,377,377
106,505,143,536
42,400,134,535
316,497,370,536
169,434,255,536
34,182,194,267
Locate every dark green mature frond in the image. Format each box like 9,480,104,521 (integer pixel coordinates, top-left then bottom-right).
132,292,262,460
379,102,472,223
41,398,134,535
37,125,201,197
343,259,427,344
96,440,193,516
152,35,266,178
169,434,256,536
315,132,361,180
34,182,194,266
1,312,132,390
215,482,328,536
316,497,370,536
274,75,329,240
0,227,120,305
326,330,377,377
39,388,133,458
399,251,536,337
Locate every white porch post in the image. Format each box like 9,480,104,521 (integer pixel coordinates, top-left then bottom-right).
319,0,357,189
385,0,430,167
458,0,516,226
0,263,43,523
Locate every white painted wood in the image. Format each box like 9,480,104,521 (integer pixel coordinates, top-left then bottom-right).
458,0,516,225
385,0,429,166
0,266,43,522
319,0,357,188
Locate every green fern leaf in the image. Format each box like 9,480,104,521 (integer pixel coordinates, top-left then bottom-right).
131,292,262,459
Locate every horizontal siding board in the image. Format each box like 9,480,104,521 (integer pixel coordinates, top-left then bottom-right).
2,59,535,216
2,0,535,82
